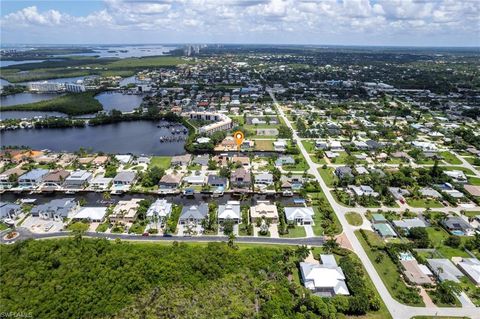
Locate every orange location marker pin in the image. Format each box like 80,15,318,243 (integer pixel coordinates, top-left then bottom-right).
234,131,244,146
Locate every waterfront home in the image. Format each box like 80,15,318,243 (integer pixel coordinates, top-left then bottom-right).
254,173,274,186
250,201,278,223
78,156,95,165
207,175,228,188
18,169,49,189
109,199,142,224
146,199,172,225
31,198,79,221
230,167,251,188
231,155,250,167
115,155,132,164
178,203,209,225
71,207,107,223
213,154,229,166
159,173,183,189
273,139,287,152
113,171,136,189
0,167,25,189
275,156,295,167
455,258,480,285
171,154,192,166
427,259,464,283
300,254,349,297
64,170,93,189
280,175,304,190
0,202,21,221
183,173,205,186
135,156,151,165
42,169,70,190
89,176,113,191
218,201,241,224
284,207,314,225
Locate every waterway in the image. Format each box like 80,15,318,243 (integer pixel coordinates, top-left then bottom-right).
0,110,66,120
56,45,176,59
0,60,45,67
94,92,144,112
0,120,187,155
0,93,61,107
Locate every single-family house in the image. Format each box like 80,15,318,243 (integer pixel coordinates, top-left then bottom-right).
179,203,209,225
71,207,107,222
230,167,251,188
280,175,304,190
300,254,349,297
427,259,464,283
250,201,278,223
275,156,295,166
18,169,49,188
146,199,172,225
393,218,427,230
401,259,434,285
31,198,78,220
284,207,314,225
388,187,411,201
115,154,132,164
254,173,274,186
89,176,112,191
42,169,70,189
444,170,467,183
64,170,93,189
273,139,287,152
113,171,136,187
171,154,192,166
192,154,209,166
315,140,328,150
183,174,205,185
159,173,183,189
109,199,142,224
231,155,250,167
135,156,151,165
419,187,442,198
348,185,379,197
207,175,228,188
0,202,21,220
456,258,480,285
0,167,25,189
442,216,474,236
218,201,241,224
335,166,353,179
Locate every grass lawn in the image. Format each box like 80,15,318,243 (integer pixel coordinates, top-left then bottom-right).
467,176,480,186
95,222,109,232
440,151,462,165
318,167,336,187
463,211,480,218
329,151,349,164
283,155,310,171
301,140,316,153
254,139,274,151
149,156,172,170
406,198,443,208
280,226,306,238
425,227,470,259
0,223,9,231
310,192,342,236
355,230,425,306
345,212,363,226
425,289,461,307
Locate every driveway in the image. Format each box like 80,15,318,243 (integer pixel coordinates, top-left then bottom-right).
269,224,279,238
304,225,314,237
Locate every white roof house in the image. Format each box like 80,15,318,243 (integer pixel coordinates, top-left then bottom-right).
218,201,241,223
456,258,480,285
115,155,132,164
427,259,464,283
146,199,172,220
300,254,349,297
71,207,107,222
284,207,314,225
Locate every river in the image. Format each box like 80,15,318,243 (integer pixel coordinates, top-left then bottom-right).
0,92,61,107
1,121,187,155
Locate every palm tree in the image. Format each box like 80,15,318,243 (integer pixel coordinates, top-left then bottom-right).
324,237,339,253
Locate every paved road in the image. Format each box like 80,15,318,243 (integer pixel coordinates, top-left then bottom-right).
268,89,480,319
2,227,325,246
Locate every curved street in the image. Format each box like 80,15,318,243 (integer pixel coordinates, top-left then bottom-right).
268,89,480,319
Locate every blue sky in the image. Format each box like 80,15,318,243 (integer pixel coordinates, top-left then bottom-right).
1,0,479,46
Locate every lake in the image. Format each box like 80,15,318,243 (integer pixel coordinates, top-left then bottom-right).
0,93,60,107
94,92,144,112
1,121,187,155
56,45,176,59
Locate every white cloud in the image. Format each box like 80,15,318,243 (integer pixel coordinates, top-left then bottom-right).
1,0,478,45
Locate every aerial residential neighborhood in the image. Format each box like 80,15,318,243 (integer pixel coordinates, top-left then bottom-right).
0,1,479,319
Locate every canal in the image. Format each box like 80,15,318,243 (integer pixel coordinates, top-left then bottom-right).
0,120,187,155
